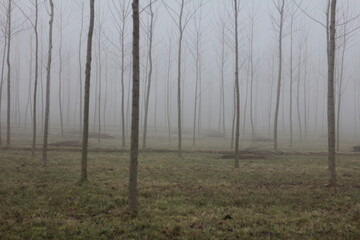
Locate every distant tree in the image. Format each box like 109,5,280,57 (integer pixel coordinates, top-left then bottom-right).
42,0,54,167
190,4,203,146
272,0,285,152
142,0,155,149
32,0,39,156
128,0,140,212
109,0,131,148
78,0,84,134
163,0,197,157
233,0,240,168
0,3,9,146
80,0,95,182
6,0,12,146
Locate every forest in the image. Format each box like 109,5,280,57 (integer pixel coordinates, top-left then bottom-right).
0,0,360,239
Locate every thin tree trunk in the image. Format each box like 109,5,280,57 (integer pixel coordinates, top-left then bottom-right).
166,38,172,142
336,25,347,152
297,47,302,141
273,0,285,152
6,0,12,146
176,0,185,157
142,1,154,149
234,0,240,168
32,0,39,156
129,0,140,212
249,10,255,140
0,25,8,146
289,15,294,147
42,0,54,167
120,12,127,148
327,0,337,186
80,0,95,182
78,1,84,134
58,19,64,136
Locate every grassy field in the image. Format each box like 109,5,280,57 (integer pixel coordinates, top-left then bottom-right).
1,140,360,239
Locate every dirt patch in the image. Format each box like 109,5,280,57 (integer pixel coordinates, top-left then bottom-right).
352,145,360,152
252,138,273,143
88,132,116,139
219,153,267,160
49,141,82,147
66,131,116,139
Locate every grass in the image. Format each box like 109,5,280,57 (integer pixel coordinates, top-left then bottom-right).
1,146,360,240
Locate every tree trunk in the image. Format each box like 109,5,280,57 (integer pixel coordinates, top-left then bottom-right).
42,0,54,167
327,0,337,186
32,0,39,156
78,1,84,134
234,0,240,169
58,18,64,136
289,14,294,147
129,0,140,212
80,0,95,182
142,1,154,149
6,0,12,146
273,0,285,152
176,0,185,157
0,24,8,146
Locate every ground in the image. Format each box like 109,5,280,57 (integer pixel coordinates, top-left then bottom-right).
0,130,360,239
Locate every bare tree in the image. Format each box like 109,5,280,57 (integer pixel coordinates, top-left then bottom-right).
142,0,155,149
42,0,54,167
216,14,227,139
6,0,12,146
57,1,66,136
272,0,285,152
190,6,203,146
0,6,9,145
163,0,197,157
128,0,140,212
289,12,294,147
78,0,84,134
80,0,95,182
32,0,39,156
233,0,240,168
327,0,337,186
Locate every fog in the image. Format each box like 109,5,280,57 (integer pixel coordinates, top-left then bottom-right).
1,0,360,145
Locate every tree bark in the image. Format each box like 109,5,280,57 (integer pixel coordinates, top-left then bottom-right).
78,1,84,134
80,0,95,182
234,0,240,168
142,1,154,149
327,0,337,186
42,0,54,167
32,0,39,156
129,0,140,212
6,0,12,146
273,0,285,152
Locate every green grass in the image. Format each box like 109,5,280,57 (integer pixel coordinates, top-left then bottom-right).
0,148,360,239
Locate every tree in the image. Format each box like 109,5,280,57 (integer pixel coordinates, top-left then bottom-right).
0,3,9,146
190,5,203,146
163,0,197,157
233,0,240,169
6,0,12,146
109,0,131,148
42,0,54,167
78,0,84,134
128,0,140,212
327,0,337,186
272,0,285,152
80,0,95,182
142,0,155,149
32,0,39,156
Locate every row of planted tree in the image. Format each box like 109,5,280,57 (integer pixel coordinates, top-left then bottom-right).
0,0,349,211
